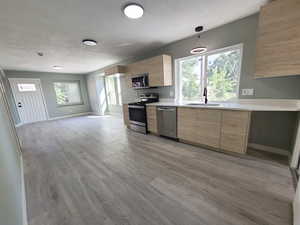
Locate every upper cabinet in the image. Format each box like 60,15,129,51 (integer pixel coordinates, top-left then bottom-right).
127,54,172,87
104,65,127,76
255,0,300,78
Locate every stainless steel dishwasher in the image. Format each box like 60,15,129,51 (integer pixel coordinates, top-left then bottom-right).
157,106,177,139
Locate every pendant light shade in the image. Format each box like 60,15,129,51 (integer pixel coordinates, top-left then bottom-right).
190,26,207,55
190,47,207,55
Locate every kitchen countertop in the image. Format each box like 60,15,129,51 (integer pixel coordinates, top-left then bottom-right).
147,100,300,112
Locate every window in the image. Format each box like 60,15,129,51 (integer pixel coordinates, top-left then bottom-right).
18,83,36,92
105,75,122,106
54,82,82,106
176,44,242,102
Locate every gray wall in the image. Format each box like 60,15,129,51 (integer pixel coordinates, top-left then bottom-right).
5,70,91,124
93,13,300,101
249,112,298,151
0,71,24,225
135,13,300,99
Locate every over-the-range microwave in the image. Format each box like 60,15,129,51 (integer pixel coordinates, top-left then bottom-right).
131,73,149,89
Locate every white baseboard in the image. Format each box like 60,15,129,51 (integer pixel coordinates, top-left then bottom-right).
15,123,23,128
48,112,92,121
248,143,291,157
15,112,92,128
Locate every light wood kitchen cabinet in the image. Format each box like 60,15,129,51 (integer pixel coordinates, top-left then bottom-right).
104,65,126,76
220,111,251,154
177,107,251,154
126,54,172,87
255,0,300,78
146,106,158,134
122,104,130,127
177,108,222,148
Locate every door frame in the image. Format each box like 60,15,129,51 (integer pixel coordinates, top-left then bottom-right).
8,78,49,124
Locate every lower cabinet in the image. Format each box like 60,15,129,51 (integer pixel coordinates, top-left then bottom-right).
220,111,251,154
177,107,251,154
178,108,222,148
146,106,158,134
122,104,130,127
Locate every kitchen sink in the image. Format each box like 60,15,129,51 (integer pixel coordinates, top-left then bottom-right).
186,103,220,106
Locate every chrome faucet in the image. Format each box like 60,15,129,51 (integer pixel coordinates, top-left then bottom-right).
203,87,208,104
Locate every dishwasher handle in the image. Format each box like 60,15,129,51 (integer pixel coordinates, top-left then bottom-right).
157,107,176,112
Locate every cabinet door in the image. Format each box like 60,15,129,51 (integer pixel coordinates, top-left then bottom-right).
220,111,251,153
122,104,130,127
146,106,157,133
147,56,164,87
255,0,300,78
178,108,222,148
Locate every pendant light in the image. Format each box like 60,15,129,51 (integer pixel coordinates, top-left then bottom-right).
190,26,207,55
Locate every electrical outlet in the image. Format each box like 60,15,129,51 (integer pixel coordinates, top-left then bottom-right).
241,89,254,96
170,91,174,97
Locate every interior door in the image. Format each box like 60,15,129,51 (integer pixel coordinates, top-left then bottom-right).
9,78,48,124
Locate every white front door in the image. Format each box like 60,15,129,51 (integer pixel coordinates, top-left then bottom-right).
9,78,48,124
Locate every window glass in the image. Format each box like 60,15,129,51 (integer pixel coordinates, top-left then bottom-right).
18,83,36,92
179,57,202,101
105,75,122,106
207,49,241,101
176,45,242,102
54,82,82,105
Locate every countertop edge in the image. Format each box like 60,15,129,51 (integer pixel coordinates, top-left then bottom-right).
146,102,300,112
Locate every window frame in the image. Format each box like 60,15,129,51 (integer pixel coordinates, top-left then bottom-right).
53,81,84,107
175,43,243,102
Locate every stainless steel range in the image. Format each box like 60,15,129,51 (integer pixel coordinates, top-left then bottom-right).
128,93,159,134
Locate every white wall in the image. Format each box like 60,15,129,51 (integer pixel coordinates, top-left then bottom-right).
0,70,26,225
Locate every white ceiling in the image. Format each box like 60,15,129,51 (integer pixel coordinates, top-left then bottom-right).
0,0,268,74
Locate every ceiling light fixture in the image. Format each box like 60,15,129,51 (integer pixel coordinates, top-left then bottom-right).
190,26,207,55
82,39,98,46
53,66,63,70
123,3,144,19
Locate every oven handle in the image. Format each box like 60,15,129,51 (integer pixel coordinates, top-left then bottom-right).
128,105,145,109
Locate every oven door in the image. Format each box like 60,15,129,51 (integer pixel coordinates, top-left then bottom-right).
128,105,147,133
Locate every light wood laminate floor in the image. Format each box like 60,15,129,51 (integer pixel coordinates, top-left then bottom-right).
18,115,294,225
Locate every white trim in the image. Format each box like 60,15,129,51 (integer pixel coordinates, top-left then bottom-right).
15,123,24,128
291,114,300,168
20,156,28,225
248,143,291,157
175,43,243,102
48,112,92,121
15,112,92,127
8,78,50,122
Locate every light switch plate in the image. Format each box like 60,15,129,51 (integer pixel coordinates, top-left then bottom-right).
242,89,254,96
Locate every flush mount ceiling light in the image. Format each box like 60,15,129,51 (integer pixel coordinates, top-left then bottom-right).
123,3,144,19
53,65,63,70
190,26,207,55
82,39,98,46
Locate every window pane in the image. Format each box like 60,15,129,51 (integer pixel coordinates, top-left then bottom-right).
54,82,82,105
18,83,36,92
105,76,122,106
207,49,241,101
180,57,202,101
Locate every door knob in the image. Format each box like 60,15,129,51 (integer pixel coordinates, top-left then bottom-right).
17,102,22,108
